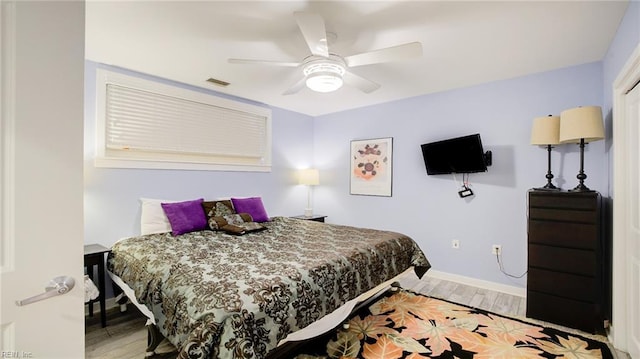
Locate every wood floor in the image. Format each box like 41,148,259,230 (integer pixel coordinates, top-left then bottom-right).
85,273,627,358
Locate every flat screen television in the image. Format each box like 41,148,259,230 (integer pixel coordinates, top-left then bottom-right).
421,134,490,175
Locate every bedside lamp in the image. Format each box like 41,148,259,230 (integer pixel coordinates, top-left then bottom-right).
530,115,561,190
298,168,319,217
559,106,605,192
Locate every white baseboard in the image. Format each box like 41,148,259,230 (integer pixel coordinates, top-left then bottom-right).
426,269,527,298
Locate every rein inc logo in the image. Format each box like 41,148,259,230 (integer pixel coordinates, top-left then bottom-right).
1,352,33,358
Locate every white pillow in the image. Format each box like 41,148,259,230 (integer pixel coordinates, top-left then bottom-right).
140,198,178,235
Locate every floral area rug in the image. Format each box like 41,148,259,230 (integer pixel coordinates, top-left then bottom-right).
293,288,613,359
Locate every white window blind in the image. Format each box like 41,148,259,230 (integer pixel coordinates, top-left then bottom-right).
95,69,272,171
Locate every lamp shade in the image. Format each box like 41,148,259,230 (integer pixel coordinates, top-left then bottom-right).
530,115,560,145
559,106,605,144
298,168,319,186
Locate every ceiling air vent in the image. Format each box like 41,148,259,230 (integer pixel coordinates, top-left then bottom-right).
206,77,230,87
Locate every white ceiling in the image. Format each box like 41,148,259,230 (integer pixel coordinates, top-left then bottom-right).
85,1,629,117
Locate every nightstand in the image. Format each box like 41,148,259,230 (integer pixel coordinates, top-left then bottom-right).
84,243,111,328
290,215,327,222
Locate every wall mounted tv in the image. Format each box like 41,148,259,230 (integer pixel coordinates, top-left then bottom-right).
420,133,492,175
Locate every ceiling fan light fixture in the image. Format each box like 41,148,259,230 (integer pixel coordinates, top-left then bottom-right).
306,72,343,93
303,61,345,93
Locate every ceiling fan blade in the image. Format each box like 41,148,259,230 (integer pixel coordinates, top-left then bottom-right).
282,76,307,95
228,58,300,67
344,42,423,67
294,11,329,58
343,71,380,93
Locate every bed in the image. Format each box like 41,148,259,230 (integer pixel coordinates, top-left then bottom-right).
107,213,430,359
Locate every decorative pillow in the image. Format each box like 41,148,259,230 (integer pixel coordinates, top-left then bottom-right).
140,198,178,235
221,222,267,235
231,197,270,222
161,198,208,236
202,200,235,218
208,213,253,231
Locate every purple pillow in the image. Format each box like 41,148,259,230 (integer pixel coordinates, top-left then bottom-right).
161,198,207,236
231,197,269,222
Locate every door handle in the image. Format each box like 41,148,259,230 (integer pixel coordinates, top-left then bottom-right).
16,276,75,306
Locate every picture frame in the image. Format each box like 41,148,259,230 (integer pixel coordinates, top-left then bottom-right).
350,137,393,197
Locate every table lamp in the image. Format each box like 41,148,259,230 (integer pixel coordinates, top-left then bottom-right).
559,106,605,192
298,168,319,217
530,115,561,190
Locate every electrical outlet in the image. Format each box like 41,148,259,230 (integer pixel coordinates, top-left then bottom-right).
492,245,502,255
452,239,460,249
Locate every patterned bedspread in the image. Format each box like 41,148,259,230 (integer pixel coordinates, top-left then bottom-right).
107,216,430,359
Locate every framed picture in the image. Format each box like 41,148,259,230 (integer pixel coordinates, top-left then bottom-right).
350,137,393,196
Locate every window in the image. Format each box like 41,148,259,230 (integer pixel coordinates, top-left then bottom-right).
95,69,272,171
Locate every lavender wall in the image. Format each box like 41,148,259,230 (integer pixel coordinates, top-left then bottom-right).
84,61,314,247
603,1,640,112
312,63,605,288
602,1,640,193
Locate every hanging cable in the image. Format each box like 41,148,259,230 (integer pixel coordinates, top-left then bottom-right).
456,173,474,198
495,252,528,279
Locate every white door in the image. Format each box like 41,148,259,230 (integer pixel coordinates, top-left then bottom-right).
1,1,85,358
623,80,640,359
613,42,640,358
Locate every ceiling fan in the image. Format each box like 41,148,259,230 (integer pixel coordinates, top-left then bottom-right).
228,11,423,95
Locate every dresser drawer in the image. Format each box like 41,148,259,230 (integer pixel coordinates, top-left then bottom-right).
528,244,596,276
527,268,596,301
527,291,602,333
528,220,597,249
529,193,598,210
529,207,597,223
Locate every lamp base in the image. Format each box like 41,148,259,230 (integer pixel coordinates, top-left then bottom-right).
536,146,559,192
569,139,596,193
538,180,560,190
569,183,595,192
304,208,313,217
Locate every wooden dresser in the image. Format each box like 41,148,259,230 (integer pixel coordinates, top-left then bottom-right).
526,190,609,333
